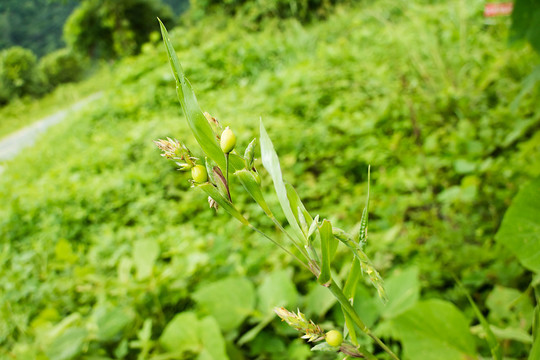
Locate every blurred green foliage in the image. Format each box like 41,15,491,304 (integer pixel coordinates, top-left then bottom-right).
188,0,351,23
64,0,175,59
0,45,90,106
0,0,78,57
38,48,86,89
0,0,539,359
0,46,41,103
510,0,540,54
0,65,111,138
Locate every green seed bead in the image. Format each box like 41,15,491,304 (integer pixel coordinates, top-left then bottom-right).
220,127,236,153
191,164,208,183
325,330,343,347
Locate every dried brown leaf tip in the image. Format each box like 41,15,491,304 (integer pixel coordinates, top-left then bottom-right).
273,307,325,342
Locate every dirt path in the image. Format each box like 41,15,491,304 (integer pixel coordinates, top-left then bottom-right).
0,92,102,164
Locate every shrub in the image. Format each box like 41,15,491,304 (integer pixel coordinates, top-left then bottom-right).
64,0,175,59
0,46,40,102
38,48,85,88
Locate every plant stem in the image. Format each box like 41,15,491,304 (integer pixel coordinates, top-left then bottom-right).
268,214,310,261
226,153,231,201
328,279,400,360
248,224,311,272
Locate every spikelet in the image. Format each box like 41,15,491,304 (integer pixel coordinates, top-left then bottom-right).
273,307,325,342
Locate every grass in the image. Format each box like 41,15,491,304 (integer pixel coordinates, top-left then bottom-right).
0,0,539,359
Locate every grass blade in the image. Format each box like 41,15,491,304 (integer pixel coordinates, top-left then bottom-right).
159,19,227,171
259,119,305,244
456,279,502,360
285,182,313,237
318,219,335,286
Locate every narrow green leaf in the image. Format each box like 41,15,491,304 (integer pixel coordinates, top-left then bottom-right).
318,220,334,285
343,310,358,345
307,215,319,240
259,119,305,244
285,182,313,235
235,169,273,216
229,152,246,171
343,259,361,299
244,138,257,168
457,280,502,360
343,261,362,345
196,183,249,226
297,207,309,235
159,20,227,170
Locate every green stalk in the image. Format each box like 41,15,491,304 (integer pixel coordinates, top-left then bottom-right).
268,215,311,261
327,280,400,360
226,153,231,202
247,224,311,273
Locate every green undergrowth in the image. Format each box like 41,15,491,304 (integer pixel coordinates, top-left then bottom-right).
0,65,112,139
0,0,539,359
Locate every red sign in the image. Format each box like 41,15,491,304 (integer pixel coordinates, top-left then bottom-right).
484,2,514,17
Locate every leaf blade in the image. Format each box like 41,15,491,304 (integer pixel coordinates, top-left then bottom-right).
318,219,334,285
456,280,502,360
259,119,305,244
159,20,227,170
495,177,540,273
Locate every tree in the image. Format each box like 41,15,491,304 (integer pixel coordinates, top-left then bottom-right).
0,0,78,57
0,46,41,103
64,0,175,59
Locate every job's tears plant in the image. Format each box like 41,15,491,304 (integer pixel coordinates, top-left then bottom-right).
155,20,398,360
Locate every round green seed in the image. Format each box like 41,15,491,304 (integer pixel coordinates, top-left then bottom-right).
220,127,236,153
191,164,208,183
325,330,343,347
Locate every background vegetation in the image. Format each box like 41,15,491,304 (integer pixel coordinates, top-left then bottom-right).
0,0,539,359
0,0,78,57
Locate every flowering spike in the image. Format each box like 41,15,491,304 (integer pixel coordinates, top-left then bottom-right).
273,307,325,342
154,138,197,170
